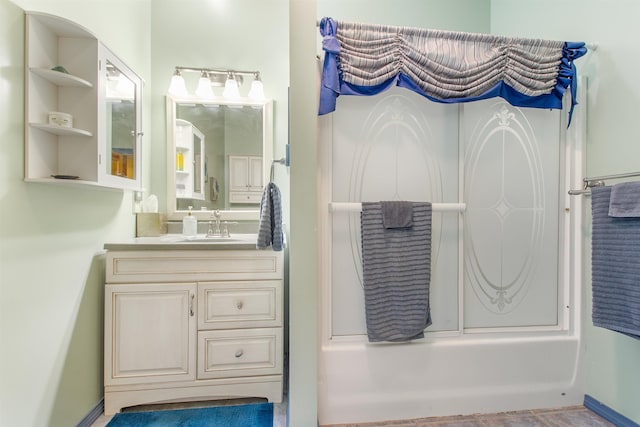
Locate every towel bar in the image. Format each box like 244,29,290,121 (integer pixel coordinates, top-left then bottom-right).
329,202,466,213
568,170,640,195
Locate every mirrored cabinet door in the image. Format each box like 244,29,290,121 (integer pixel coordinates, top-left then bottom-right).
98,45,143,190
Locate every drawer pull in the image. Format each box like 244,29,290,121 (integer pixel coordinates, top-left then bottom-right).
236,301,244,310
235,349,244,358
189,294,195,317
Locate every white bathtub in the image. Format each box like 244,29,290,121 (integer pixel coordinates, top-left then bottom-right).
318,332,584,425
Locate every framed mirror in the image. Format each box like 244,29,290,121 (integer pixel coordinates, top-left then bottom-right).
166,96,273,221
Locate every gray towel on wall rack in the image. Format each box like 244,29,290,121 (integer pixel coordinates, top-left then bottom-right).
608,181,640,217
360,202,432,342
591,186,640,340
256,182,283,251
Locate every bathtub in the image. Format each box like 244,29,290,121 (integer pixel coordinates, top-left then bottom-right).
318,331,584,425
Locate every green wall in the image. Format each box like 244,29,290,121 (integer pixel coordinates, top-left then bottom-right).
318,0,490,31
492,0,640,424
0,1,151,426
149,0,290,223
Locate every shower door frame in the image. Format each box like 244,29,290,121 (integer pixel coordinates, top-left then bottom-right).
317,79,587,424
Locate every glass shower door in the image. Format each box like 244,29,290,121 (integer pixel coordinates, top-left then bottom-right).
461,100,562,329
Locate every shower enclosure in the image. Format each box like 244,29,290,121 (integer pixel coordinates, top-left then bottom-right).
317,84,586,425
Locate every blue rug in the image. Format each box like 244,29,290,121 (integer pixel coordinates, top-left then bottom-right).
106,402,273,427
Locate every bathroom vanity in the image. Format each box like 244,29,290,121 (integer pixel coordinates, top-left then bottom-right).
103,236,283,415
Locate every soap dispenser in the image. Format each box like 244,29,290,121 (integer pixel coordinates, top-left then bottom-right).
182,206,198,238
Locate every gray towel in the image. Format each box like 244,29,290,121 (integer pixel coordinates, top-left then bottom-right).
381,201,413,228
256,182,283,251
608,181,640,217
361,202,432,342
591,186,640,340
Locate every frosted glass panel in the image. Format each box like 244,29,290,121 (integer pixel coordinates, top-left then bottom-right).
330,88,459,335
461,101,561,328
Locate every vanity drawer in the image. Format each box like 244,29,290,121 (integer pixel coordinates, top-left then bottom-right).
198,281,282,330
197,328,282,380
229,191,262,204
106,250,283,283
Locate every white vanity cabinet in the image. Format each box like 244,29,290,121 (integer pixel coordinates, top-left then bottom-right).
229,155,264,204
104,249,284,415
25,12,143,190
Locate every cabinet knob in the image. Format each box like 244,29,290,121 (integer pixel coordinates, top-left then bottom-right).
235,350,244,358
236,301,244,310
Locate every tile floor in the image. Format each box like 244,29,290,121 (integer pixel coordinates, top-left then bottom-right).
92,403,614,427
321,406,615,427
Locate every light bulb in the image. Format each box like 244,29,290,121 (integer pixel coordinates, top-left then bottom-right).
195,71,214,99
168,70,188,97
116,75,135,100
223,74,240,99
248,75,265,100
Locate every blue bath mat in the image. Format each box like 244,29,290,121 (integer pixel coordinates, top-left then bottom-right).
106,402,273,427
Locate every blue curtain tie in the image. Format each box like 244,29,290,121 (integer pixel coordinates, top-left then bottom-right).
319,17,340,113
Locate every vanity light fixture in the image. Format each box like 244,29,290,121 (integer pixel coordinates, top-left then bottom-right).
168,69,188,97
222,73,241,99
168,66,264,100
248,72,265,100
195,70,215,99
105,63,135,100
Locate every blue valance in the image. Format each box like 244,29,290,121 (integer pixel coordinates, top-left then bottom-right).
319,17,587,125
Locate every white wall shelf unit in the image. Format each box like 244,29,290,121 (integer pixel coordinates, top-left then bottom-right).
25,11,143,190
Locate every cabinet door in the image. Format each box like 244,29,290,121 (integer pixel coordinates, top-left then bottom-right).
248,156,264,191
229,155,250,192
97,43,143,190
105,283,197,385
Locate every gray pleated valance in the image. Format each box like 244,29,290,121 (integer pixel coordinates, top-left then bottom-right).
319,18,587,124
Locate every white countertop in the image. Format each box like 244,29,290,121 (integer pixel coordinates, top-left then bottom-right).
104,233,261,251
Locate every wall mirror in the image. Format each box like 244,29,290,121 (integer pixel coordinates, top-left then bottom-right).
166,96,273,221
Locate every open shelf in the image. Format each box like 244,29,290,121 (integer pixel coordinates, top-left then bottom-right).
29,123,93,137
30,67,93,87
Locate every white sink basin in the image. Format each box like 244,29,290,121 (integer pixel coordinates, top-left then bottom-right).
159,234,256,243
184,236,241,242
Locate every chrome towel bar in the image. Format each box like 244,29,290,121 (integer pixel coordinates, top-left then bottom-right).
568,171,640,195
329,202,466,213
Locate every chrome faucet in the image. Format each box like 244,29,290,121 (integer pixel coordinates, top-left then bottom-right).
206,210,237,238
206,210,222,237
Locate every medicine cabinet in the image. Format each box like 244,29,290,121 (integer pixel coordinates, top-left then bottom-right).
24,11,143,190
